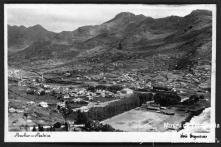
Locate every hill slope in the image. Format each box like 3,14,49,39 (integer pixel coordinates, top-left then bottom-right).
8,9,212,73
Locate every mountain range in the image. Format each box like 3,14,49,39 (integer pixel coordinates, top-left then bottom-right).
8,9,212,73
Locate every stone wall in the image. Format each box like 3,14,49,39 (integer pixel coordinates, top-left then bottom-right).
67,92,153,121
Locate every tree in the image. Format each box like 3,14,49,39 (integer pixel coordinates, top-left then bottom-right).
117,42,122,50
76,110,88,124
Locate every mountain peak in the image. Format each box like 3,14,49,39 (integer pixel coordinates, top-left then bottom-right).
8,24,27,30
115,12,136,18
27,24,47,31
190,9,212,16
104,12,146,24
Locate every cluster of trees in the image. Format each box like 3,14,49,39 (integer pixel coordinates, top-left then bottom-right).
75,110,118,131
87,85,123,93
153,92,181,106
85,120,116,132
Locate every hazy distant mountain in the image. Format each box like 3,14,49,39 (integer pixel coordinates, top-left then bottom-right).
8,9,212,71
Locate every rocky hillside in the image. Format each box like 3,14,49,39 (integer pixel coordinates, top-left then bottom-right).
8,9,212,72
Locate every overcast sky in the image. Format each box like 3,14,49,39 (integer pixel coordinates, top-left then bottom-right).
5,4,215,33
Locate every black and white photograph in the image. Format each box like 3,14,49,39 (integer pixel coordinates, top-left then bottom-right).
4,3,216,142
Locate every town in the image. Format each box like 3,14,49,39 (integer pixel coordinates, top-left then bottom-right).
8,63,211,132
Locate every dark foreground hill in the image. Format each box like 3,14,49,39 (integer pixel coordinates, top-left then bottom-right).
8,9,212,73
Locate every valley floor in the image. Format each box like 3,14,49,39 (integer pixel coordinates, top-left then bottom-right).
7,62,211,132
